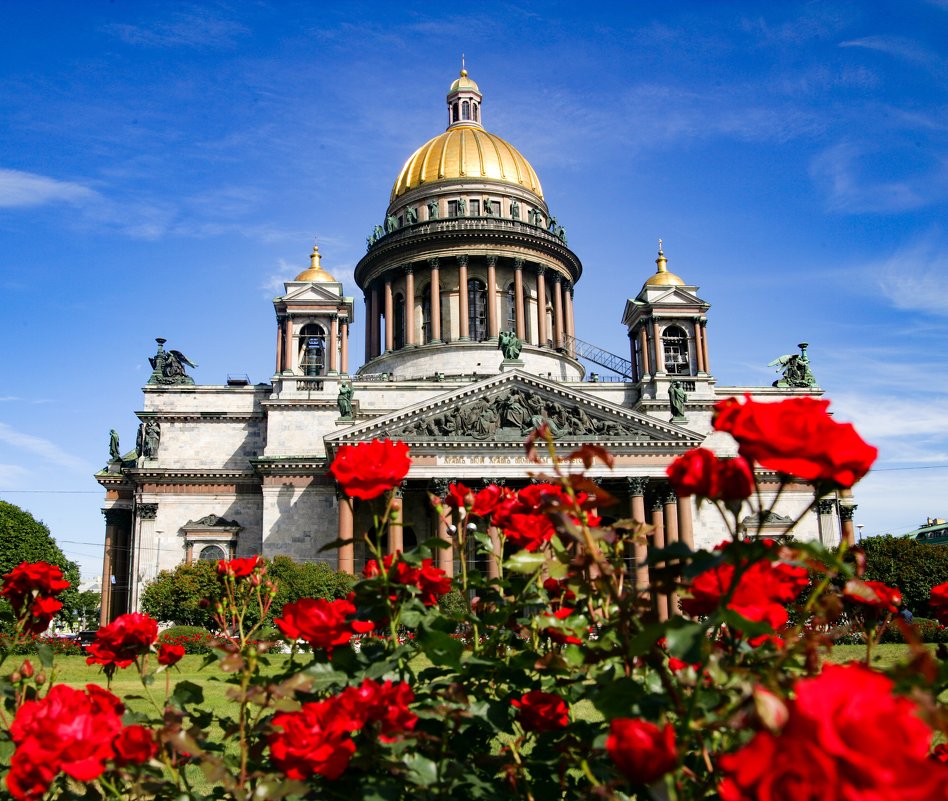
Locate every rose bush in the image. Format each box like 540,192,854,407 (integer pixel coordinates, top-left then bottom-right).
0,417,946,801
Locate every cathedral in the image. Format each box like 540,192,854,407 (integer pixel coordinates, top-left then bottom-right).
96,70,855,623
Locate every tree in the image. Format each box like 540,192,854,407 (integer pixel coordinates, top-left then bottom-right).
140,560,221,628
860,535,948,616
0,501,81,631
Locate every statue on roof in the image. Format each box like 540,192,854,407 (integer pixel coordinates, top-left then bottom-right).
769,343,817,388
498,330,523,361
669,381,688,421
148,338,197,385
427,199,439,219
109,430,120,462
337,381,354,419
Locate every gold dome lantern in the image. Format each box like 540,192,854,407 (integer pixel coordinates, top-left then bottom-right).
644,243,685,287
295,244,337,282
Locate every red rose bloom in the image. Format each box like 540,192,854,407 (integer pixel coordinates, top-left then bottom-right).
217,555,262,578
717,457,755,501
275,597,372,654
667,448,719,498
606,718,677,785
157,643,185,666
843,579,902,613
336,679,417,742
7,684,125,799
929,582,948,625
113,725,158,766
1,562,71,635
415,559,452,606
501,512,556,552
713,396,877,487
542,607,585,645
269,699,356,780
85,613,159,670
471,484,508,517
720,664,948,801
329,439,411,500
512,690,570,733
445,482,473,510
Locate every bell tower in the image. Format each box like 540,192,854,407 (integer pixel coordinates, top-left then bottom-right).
621,242,714,404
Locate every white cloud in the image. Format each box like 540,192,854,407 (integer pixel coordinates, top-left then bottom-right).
873,240,948,318
0,169,99,209
104,8,248,49
0,423,95,474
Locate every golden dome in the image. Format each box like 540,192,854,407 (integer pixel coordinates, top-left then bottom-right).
295,244,337,282
644,245,685,287
448,68,480,95
390,125,544,201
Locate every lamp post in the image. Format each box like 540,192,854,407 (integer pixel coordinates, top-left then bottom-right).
856,524,864,543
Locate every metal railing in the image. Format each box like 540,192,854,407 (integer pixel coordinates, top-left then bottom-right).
562,335,633,379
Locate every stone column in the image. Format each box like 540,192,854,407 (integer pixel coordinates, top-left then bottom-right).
275,315,285,373
839,496,857,547
627,478,650,596
369,285,380,359
384,275,394,352
638,327,650,378
429,258,442,343
628,332,639,382
100,508,130,626
131,503,157,613
536,266,547,346
652,318,665,373
487,524,502,580
662,487,680,614
404,265,415,346
649,496,668,621
363,298,371,363
677,494,694,551
564,284,575,354
328,314,338,374
388,486,404,555
700,317,710,374
336,489,355,574
693,317,706,373
553,274,564,350
283,317,294,373
432,480,454,576
513,258,525,340
457,254,470,341
816,499,837,547
486,255,498,339
340,319,349,374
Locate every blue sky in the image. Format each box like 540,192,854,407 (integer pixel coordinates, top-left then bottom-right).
2,2,947,579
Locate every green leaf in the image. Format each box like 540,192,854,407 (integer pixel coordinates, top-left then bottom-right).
403,752,440,787
36,643,54,669
418,627,462,668
505,550,546,574
664,620,707,664
170,680,204,710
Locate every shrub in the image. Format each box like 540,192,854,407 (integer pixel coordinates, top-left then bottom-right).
859,535,948,616
157,625,216,654
0,635,83,656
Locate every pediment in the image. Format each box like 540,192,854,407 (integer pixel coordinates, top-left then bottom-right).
278,281,344,304
325,371,701,454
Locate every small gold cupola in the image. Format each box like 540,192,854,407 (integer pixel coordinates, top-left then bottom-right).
644,239,685,287
446,57,484,130
295,243,337,283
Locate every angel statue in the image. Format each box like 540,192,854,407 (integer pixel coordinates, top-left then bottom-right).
148,338,198,385
769,343,816,388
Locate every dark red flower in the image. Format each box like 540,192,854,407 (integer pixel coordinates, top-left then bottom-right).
713,396,877,488
113,725,157,766
843,579,902,613
542,607,585,645
217,555,262,578
471,484,508,517
929,582,948,625
329,439,411,500
932,744,948,763
415,559,452,606
444,482,473,510
1,562,71,635
85,613,159,670
502,512,555,552
667,448,719,498
336,678,417,742
717,457,755,501
269,699,356,780
157,643,185,666
275,597,372,654
606,718,677,785
512,690,570,733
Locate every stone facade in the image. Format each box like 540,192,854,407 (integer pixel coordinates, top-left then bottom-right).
96,71,846,623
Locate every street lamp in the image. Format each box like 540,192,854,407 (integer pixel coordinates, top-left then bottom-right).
856,524,864,542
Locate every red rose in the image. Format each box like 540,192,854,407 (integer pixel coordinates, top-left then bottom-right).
415,559,451,606
606,718,677,785
541,607,585,645
843,579,902,613
85,613,159,671
932,744,948,763
713,396,877,488
269,699,357,780
511,690,570,733
717,457,755,501
445,482,473,510
217,555,262,578
501,512,555,552
1,562,71,635
113,725,158,765
667,448,719,498
720,664,948,800
929,582,948,625
329,439,411,500
275,597,372,654
336,679,417,742
471,484,508,517
157,643,185,666
7,684,125,799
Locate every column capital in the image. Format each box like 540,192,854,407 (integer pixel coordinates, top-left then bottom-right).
536,265,547,276
564,281,573,293
513,257,524,271
136,503,158,520
661,486,678,506
817,499,836,515
648,495,665,514
551,271,562,284
102,508,130,525
486,254,498,267
334,483,350,501
625,476,649,496
430,478,451,498
839,503,857,522
456,254,469,267
427,257,440,269
403,263,414,275
482,477,507,487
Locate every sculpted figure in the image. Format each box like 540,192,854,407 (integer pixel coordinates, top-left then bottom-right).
406,206,418,225
510,200,520,220
769,344,816,388
498,330,523,360
148,339,197,385
373,224,384,240
457,197,467,216
427,199,439,219
669,381,688,420
337,382,354,419
142,420,160,458
385,214,398,233
109,430,120,462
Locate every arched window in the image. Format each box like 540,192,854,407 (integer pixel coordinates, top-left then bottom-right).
393,293,406,350
462,100,470,120
468,278,488,341
198,545,226,562
505,283,517,332
452,102,459,123
662,325,690,375
299,323,325,376
472,102,478,122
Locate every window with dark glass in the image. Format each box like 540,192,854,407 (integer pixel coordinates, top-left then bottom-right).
452,102,459,122
662,325,690,375
199,545,226,561
468,278,488,342
505,283,516,331
462,100,470,120
468,199,480,216
393,293,406,349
